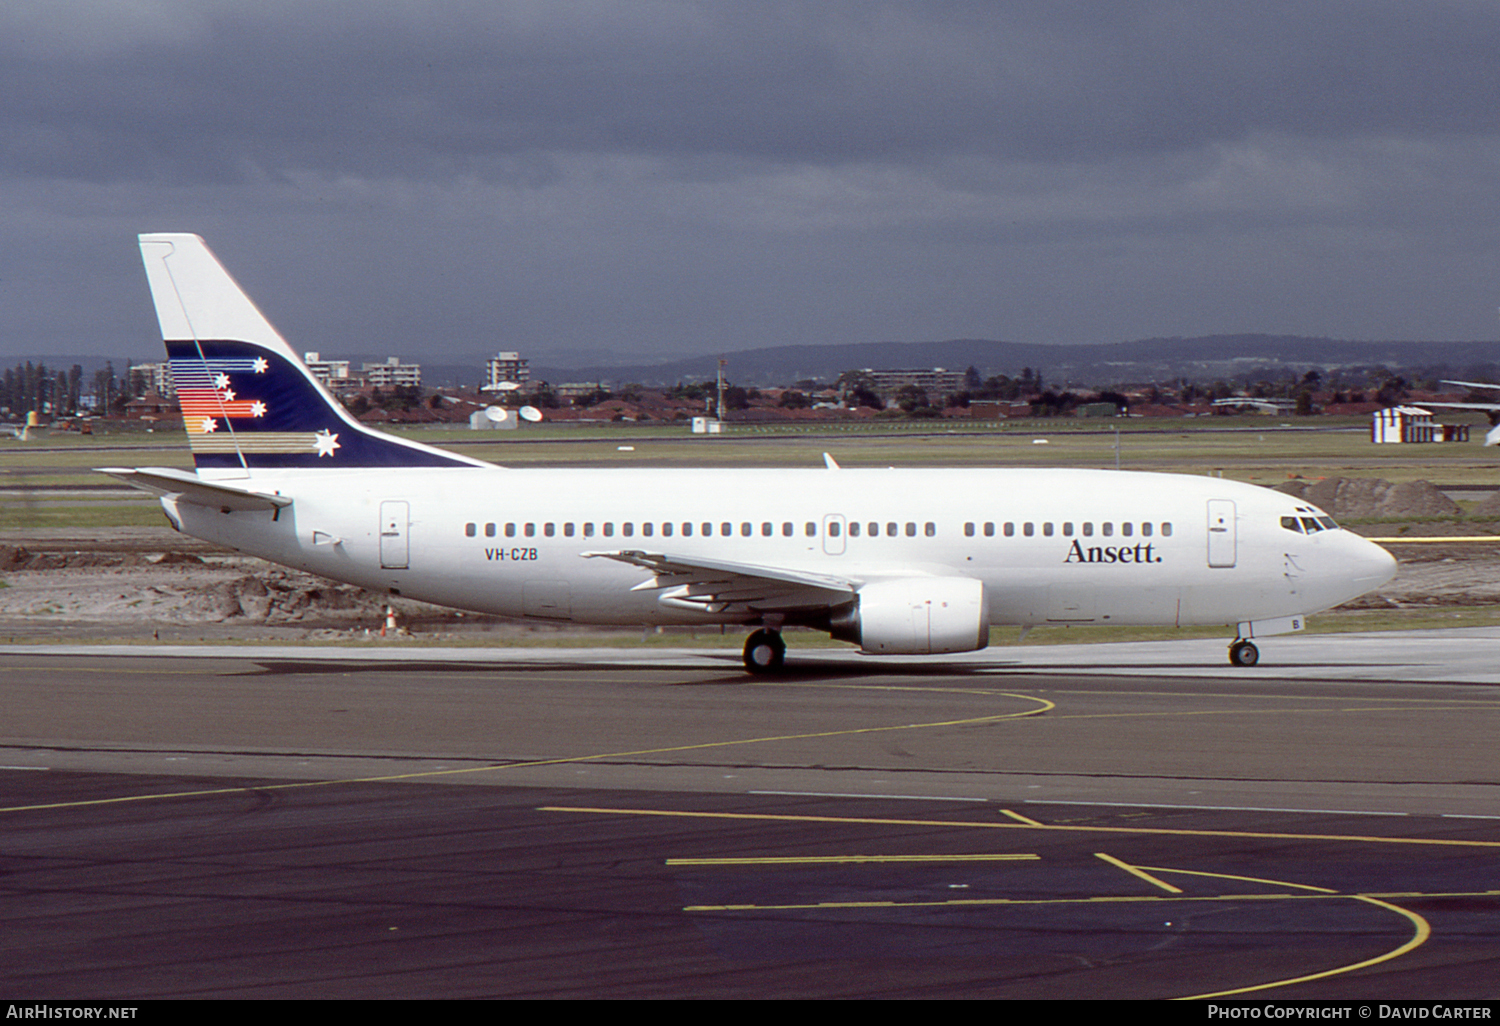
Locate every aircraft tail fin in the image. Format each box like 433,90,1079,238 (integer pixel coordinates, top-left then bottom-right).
137,233,482,473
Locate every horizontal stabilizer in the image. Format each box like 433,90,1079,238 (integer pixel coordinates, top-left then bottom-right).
97,466,291,512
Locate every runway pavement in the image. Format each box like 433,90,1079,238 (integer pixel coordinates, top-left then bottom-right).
1,630,1498,998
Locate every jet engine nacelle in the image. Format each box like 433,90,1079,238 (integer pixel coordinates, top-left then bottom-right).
830,577,990,655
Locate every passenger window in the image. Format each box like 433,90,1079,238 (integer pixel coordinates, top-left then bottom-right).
485,523,496,538
741,523,752,537
544,523,555,537
1004,522,1015,537
1161,523,1172,537
603,523,613,537
583,523,594,537
849,522,860,537
682,523,692,537
642,523,654,537
1141,522,1152,537
1121,522,1133,537
925,522,936,537
761,522,773,537
1023,522,1034,537
905,522,917,537
465,523,476,538
1043,522,1054,537
623,523,634,537
965,522,975,537
868,523,878,537
984,522,994,537
524,523,535,538
505,523,516,538
782,522,793,537
830,521,842,537
806,522,817,537
1082,522,1093,537
722,523,732,536
887,522,898,537
1062,522,1073,536
564,523,574,537
661,523,672,537
703,522,713,536
1102,523,1113,537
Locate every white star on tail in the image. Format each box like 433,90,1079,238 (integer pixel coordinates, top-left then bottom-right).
313,430,341,457
252,357,268,373
250,400,267,418
214,373,231,389
201,417,218,433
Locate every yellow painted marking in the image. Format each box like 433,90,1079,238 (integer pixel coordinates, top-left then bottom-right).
999,808,1044,826
0,695,1053,815
1095,852,1182,894
1369,536,1500,543
540,805,1500,849
1133,864,1338,894
1175,895,1431,1001
683,890,1451,913
665,853,1038,866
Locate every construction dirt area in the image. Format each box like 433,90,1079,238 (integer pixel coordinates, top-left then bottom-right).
1,477,1497,645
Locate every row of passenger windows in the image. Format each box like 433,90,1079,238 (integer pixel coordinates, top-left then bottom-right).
462,519,1169,540
463,520,940,539
965,521,1172,538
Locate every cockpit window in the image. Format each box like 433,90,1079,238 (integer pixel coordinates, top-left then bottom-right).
1283,509,1342,534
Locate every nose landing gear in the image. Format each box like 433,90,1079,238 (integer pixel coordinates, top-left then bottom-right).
743,628,786,674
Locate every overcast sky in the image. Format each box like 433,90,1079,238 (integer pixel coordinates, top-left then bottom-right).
4,1,1499,368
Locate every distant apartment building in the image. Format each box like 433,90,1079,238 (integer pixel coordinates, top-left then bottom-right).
362,357,422,389
302,352,353,389
865,367,968,398
485,351,530,391
129,361,174,397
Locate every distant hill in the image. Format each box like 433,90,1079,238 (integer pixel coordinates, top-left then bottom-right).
19,335,1499,392
531,335,1500,389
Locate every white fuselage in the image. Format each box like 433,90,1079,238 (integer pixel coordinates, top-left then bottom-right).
165,465,1395,631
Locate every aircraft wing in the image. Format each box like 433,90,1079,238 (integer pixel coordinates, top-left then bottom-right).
584,549,856,616
97,466,292,512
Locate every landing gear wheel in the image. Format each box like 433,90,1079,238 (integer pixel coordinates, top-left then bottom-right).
743,629,786,674
1229,639,1259,667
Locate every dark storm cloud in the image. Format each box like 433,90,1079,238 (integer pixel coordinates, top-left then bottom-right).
3,2,1500,360
8,2,1499,182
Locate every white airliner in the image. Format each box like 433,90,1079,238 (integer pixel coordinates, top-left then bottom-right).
1421,381,1500,446
102,234,1397,671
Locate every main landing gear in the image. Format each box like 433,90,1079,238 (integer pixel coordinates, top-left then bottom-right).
1228,639,1259,667
743,628,786,674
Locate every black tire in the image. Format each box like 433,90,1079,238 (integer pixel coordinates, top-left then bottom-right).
1229,640,1259,667
743,629,786,674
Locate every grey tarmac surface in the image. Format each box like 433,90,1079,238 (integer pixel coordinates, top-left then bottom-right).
2,632,1499,999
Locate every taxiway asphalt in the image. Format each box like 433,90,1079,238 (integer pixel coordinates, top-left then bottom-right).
1,631,1497,998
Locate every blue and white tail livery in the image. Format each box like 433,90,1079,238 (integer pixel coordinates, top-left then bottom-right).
103,233,1397,672
138,233,481,472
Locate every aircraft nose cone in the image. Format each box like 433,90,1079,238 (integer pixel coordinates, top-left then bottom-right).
1353,536,1398,589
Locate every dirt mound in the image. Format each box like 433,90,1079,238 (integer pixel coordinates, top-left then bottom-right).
198,571,390,623
1274,477,1460,518
1466,491,1500,518
0,544,145,571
